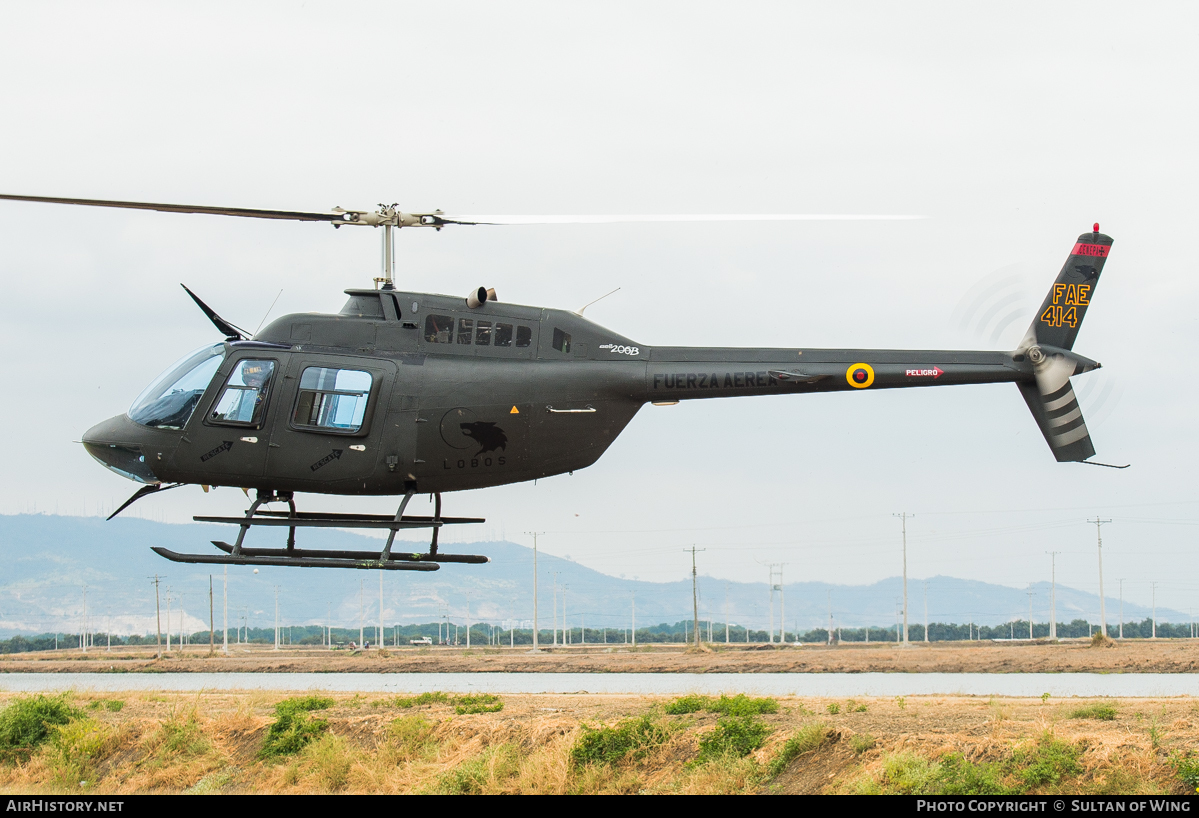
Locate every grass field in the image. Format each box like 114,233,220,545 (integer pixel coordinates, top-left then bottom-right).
0,690,1194,794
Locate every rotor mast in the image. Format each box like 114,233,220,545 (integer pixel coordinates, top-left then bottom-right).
380,222,394,290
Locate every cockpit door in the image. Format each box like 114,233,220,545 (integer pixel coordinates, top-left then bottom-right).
181,353,282,485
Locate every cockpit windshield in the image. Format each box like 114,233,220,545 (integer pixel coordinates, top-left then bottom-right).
128,344,226,430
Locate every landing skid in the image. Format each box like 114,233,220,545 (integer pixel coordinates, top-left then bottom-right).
151,547,443,571
153,489,490,570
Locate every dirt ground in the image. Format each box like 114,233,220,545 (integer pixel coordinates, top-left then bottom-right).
4,638,1199,674
0,689,1191,794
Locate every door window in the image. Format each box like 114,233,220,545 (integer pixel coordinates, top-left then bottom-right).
292,367,373,432
209,360,276,426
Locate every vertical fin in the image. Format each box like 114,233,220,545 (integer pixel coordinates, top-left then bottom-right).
1018,226,1112,462
1023,226,1113,351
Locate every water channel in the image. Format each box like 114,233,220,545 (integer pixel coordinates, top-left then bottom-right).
0,673,1195,697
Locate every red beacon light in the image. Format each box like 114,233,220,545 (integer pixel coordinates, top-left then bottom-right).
1093,222,1100,233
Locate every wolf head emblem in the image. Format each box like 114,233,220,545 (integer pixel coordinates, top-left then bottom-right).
460,421,508,456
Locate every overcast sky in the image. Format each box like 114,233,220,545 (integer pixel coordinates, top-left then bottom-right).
0,3,1195,616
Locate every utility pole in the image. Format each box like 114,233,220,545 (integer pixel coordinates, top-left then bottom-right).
724,583,730,644
780,567,785,644
1118,579,1125,639
827,590,833,645
151,575,162,658
631,590,636,647
209,575,214,654
466,591,471,649
223,565,228,656
686,547,705,646
894,513,913,646
767,565,784,643
81,584,88,654
552,573,559,646
274,586,280,650
524,532,544,652
379,571,384,649
1089,518,1112,637
166,588,172,652
1047,551,1061,641
1026,587,1034,640
923,581,929,643
1151,582,1159,639
359,578,364,648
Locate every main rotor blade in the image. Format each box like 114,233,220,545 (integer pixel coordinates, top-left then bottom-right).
0,193,345,222
432,213,925,225
0,195,925,229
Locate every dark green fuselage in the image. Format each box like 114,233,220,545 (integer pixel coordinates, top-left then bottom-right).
82,287,1034,496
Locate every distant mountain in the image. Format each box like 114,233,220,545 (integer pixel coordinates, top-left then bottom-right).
0,514,1184,636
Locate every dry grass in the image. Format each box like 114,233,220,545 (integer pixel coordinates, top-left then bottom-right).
0,691,1190,794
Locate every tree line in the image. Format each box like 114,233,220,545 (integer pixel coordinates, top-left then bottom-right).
0,617,1191,652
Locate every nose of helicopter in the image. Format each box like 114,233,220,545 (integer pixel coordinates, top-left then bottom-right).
81,414,162,484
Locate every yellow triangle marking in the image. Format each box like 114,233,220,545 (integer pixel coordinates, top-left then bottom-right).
510,406,520,414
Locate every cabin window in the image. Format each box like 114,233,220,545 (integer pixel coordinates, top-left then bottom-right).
494,323,513,347
475,321,492,346
516,326,532,348
552,328,572,353
457,318,474,345
292,367,373,433
424,314,453,343
210,360,276,426
340,295,384,318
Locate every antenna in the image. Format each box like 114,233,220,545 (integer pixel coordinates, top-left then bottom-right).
254,289,284,335
575,287,621,316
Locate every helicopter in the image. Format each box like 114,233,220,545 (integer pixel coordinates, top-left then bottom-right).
0,194,1120,571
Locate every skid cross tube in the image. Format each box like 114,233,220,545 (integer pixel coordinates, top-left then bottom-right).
231,493,269,556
